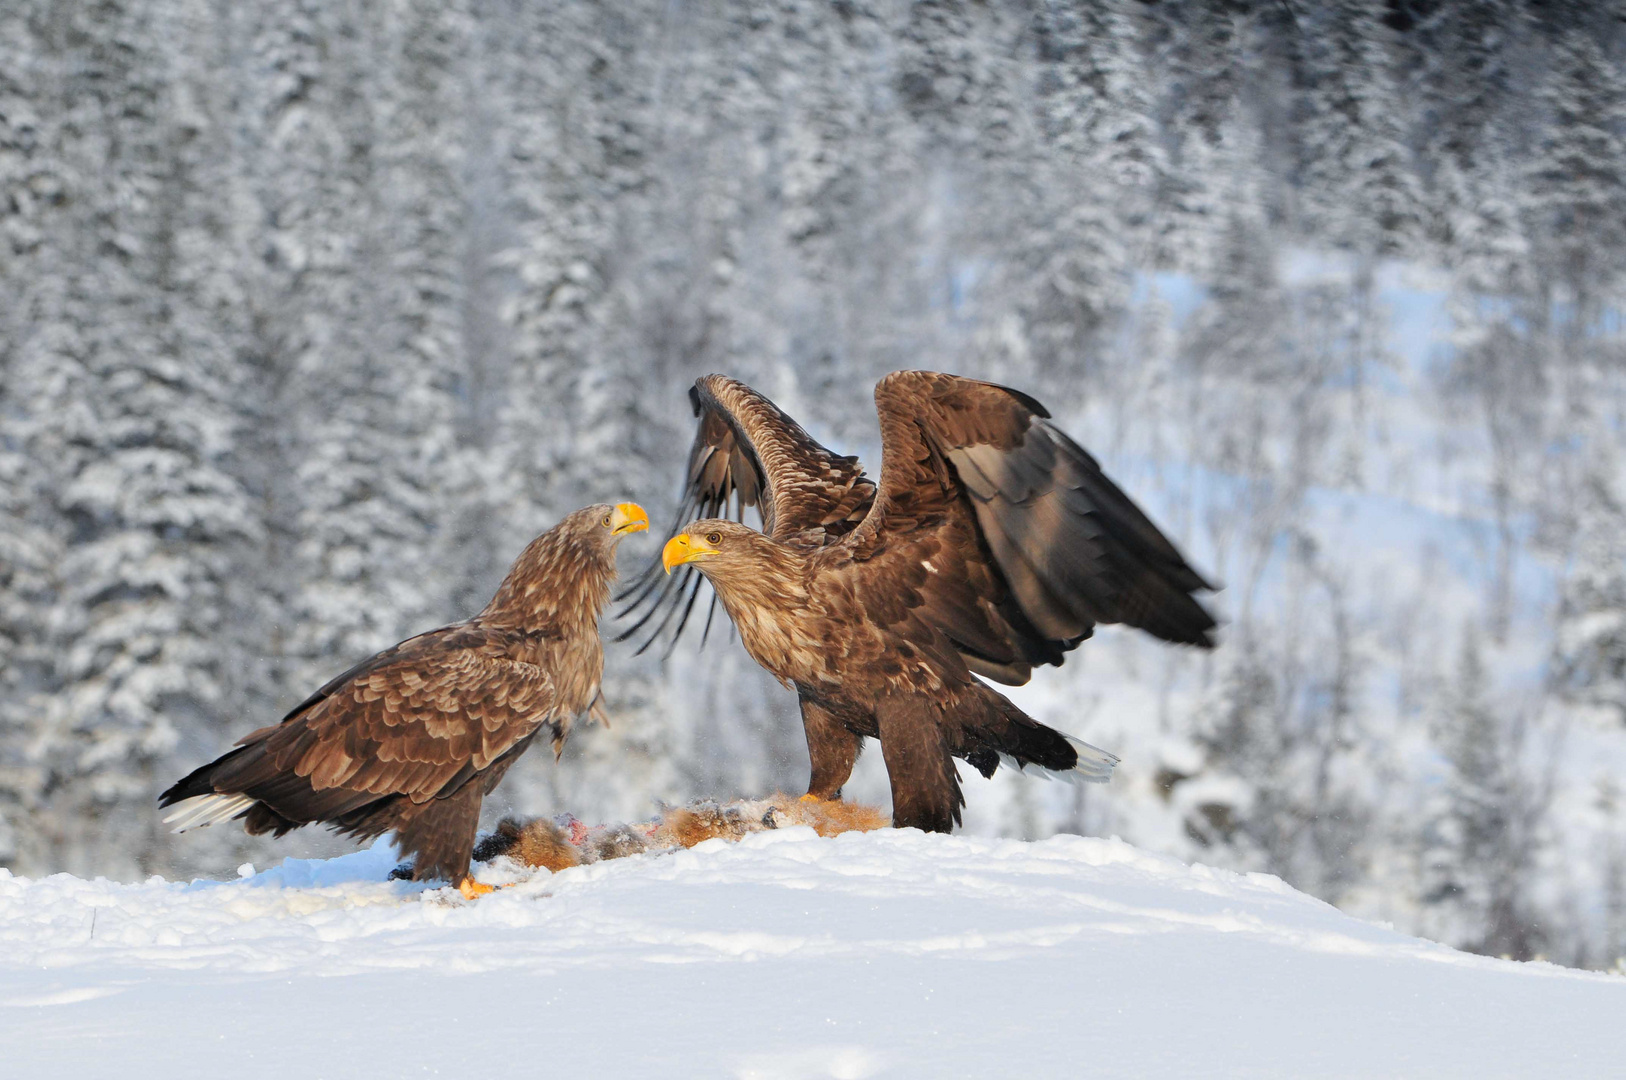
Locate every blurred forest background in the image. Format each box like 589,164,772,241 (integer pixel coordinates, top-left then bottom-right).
4,0,1626,968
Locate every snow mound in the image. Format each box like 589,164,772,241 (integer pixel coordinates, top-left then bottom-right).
1,830,1622,1078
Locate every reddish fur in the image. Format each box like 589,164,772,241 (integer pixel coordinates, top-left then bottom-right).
484,795,888,870
774,794,890,837
661,804,757,848
508,820,581,872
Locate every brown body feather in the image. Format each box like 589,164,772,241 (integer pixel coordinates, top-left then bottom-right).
636,372,1217,832
160,503,644,884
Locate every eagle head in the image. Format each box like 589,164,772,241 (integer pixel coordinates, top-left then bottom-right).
568,501,650,546
660,519,771,575
659,520,809,665
660,518,807,603
483,502,650,624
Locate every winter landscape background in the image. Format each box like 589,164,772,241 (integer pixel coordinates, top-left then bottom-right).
3,0,1625,971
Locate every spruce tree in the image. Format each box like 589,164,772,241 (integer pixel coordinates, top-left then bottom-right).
1423,632,1550,960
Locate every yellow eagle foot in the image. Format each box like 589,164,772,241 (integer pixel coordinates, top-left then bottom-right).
457,877,496,900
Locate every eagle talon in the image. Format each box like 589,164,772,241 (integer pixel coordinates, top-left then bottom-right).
458,877,496,900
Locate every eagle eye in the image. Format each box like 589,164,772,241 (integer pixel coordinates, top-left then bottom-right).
706,531,722,546
602,513,612,527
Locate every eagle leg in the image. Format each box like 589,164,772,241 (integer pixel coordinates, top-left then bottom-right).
799,696,863,801
398,783,485,885
875,695,963,833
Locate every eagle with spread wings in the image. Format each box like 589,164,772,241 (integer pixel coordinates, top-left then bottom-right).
160,502,649,897
620,372,1215,832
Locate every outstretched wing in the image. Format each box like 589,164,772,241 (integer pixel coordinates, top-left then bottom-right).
616,374,875,653
162,624,558,828
845,370,1216,684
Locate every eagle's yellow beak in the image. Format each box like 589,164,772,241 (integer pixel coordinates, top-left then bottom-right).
611,503,649,536
662,533,719,574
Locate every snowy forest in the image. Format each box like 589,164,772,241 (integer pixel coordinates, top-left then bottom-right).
3,0,1626,970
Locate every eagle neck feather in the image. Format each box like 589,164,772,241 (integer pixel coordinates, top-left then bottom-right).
481,529,613,633
706,540,820,686
476,524,613,725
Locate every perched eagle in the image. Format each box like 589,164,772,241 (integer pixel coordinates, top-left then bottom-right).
621,372,1215,832
160,502,649,897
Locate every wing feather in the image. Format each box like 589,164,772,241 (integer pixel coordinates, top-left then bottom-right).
845,371,1216,683
617,374,875,652
213,626,557,813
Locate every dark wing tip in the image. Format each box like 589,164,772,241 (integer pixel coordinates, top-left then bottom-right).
906,374,1217,660
891,369,1052,419
1168,603,1220,649
987,381,1050,419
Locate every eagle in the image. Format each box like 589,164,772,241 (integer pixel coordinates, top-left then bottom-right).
620,372,1215,832
159,502,649,898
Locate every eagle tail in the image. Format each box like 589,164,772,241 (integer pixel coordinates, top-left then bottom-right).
1037,735,1119,785
959,685,1118,786
158,746,263,831
158,732,387,838
159,745,251,806
161,792,257,832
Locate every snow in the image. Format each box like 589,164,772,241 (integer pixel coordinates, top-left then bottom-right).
3,830,1622,1078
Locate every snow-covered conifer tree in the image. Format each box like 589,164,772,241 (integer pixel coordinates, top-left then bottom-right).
2,0,262,876
1554,478,1626,727
1297,0,1422,254
1525,26,1626,307
1421,631,1551,959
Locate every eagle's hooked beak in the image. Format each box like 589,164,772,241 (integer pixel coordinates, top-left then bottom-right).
662,533,719,574
611,503,650,536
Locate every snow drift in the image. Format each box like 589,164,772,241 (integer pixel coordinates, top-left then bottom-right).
2,829,1622,1078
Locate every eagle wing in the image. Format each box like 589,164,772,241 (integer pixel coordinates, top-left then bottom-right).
845,370,1216,684
617,374,875,652
206,623,558,819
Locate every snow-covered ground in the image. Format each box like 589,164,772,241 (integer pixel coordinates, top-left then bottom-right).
2,829,1621,1079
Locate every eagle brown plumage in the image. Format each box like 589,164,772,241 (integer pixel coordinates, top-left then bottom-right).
159,502,649,896
622,372,1216,832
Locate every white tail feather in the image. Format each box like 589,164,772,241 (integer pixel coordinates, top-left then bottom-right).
999,735,1118,786
163,793,256,832
1060,735,1119,783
